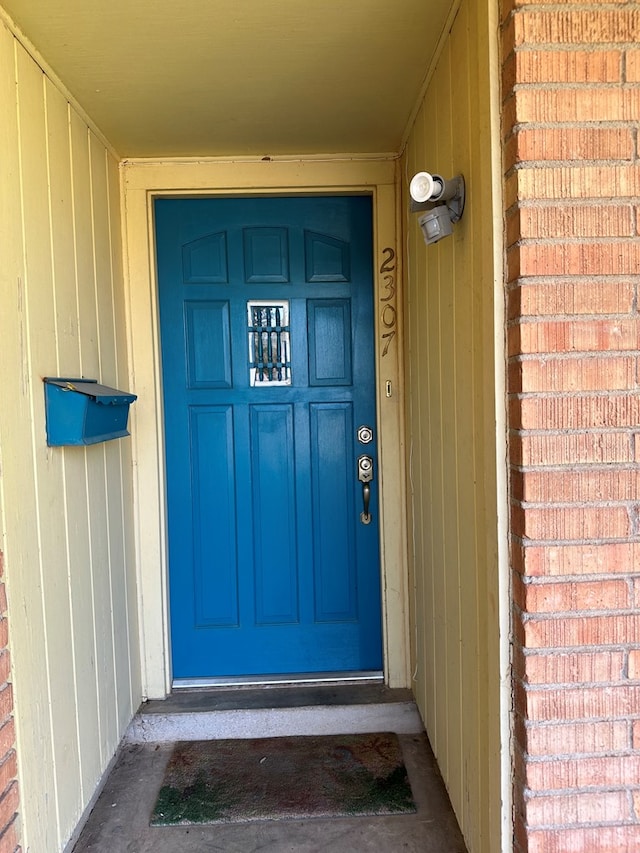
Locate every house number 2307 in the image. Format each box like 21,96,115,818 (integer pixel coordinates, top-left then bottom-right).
379,247,396,357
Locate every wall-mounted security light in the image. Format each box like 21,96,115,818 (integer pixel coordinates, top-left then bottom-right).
409,171,465,245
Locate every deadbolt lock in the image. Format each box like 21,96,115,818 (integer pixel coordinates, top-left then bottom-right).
357,454,374,483
357,425,373,444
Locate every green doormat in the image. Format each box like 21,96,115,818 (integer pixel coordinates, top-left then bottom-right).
151,732,416,825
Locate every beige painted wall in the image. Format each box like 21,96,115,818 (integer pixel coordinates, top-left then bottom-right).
401,1,505,851
0,19,141,852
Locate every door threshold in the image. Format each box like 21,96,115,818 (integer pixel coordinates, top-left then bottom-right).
172,671,384,690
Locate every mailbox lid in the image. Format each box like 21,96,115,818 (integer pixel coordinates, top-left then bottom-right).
45,378,137,406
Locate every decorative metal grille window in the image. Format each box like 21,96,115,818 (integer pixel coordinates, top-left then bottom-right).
247,301,291,386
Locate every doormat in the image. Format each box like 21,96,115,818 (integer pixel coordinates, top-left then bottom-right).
151,732,416,825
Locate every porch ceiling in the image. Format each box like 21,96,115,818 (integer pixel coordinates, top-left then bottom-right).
2,0,454,159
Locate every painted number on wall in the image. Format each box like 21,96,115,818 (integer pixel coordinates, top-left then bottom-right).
379,247,396,357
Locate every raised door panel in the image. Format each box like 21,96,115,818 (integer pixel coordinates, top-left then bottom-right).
304,230,350,282
249,404,299,626
243,227,290,282
310,403,357,622
191,406,239,627
182,231,228,283
307,298,352,386
185,300,232,388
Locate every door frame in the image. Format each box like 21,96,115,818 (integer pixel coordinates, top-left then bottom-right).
122,157,409,698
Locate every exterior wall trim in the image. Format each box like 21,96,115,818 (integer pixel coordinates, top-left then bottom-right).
121,156,410,698
486,0,513,847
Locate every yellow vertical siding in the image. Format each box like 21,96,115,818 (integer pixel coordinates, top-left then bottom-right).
0,20,141,852
402,1,503,850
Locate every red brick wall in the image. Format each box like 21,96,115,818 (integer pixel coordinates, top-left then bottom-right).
502,1,640,851
0,554,19,853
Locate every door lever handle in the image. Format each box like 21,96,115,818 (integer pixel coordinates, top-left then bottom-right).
361,481,371,525
357,455,373,525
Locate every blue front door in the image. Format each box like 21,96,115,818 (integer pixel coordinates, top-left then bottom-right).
155,196,382,679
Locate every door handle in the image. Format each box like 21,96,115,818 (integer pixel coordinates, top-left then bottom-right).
357,455,373,525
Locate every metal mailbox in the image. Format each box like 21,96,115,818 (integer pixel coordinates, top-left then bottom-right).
44,378,137,446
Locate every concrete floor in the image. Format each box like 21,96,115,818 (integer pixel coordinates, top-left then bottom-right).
71,686,468,852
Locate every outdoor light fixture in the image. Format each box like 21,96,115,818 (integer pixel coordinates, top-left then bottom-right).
409,171,465,245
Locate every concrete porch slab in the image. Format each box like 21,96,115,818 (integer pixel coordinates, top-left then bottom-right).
70,685,467,852
71,733,468,853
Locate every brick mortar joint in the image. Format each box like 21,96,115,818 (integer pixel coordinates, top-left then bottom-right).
508,6,640,18
509,380,638,386
512,529,638,546
511,198,639,207
510,142,640,153
502,45,638,59
516,572,638,584
508,274,640,284
0,817,20,851
515,667,640,683
523,756,640,766
513,499,640,507
509,424,639,432
518,725,640,741
510,428,639,437
511,595,640,615
511,74,640,84
511,533,640,545
507,243,640,256
510,234,640,244
519,681,640,692
523,780,640,793
0,775,19,807
509,117,640,127
516,644,640,656
508,313,640,323
510,350,640,360
511,41,637,51
517,574,639,584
